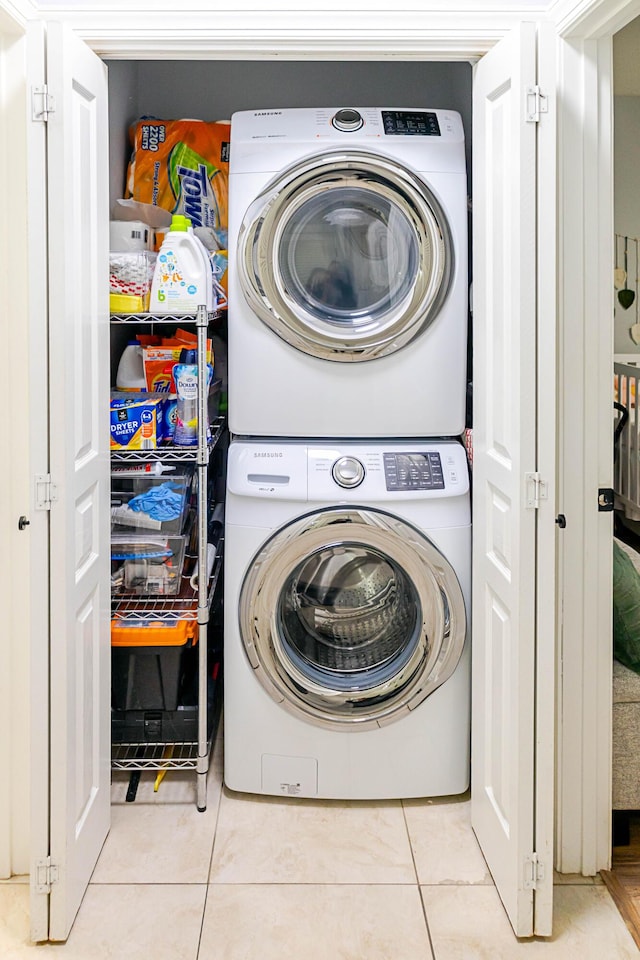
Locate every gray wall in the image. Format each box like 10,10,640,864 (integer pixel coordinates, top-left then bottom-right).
107,60,139,207
106,59,472,203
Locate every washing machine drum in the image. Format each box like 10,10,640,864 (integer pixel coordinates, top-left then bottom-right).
239,507,466,730
238,150,453,361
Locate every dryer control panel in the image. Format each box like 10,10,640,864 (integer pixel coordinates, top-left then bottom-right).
230,106,464,145
381,110,441,137
330,109,441,137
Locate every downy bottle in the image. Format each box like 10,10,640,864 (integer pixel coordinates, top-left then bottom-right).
172,348,214,447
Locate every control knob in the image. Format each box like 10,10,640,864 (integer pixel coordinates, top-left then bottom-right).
331,109,364,132
332,456,365,488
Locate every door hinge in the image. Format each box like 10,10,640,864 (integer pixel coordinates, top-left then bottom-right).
32,85,55,123
524,852,545,890
35,474,59,510
525,85,548,123
35,857,59,893
525,472,548,509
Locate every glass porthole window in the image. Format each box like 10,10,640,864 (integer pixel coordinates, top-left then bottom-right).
277,188,418,327
278,542,421,690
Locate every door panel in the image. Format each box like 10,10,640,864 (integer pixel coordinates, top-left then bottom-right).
25,20,51,943
471,21,551,938
531,20,556,935
45,21,110,942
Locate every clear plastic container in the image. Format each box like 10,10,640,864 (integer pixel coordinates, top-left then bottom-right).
110,467,194,534
110,534,188,597
110,251,157,313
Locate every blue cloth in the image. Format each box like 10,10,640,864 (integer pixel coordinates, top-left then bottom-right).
127,481,185,522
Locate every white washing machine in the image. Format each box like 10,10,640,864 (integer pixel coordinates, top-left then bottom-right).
228,106,468,439
224,438,470,800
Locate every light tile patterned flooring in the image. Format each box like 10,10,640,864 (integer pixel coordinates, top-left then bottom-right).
1,732,638,959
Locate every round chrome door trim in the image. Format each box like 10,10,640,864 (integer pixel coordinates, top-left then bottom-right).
238,150,454,362
239,507,466,730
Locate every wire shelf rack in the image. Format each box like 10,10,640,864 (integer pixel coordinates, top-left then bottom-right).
110,416,225,464
109,305,225,806
111,740,209,770
111,541,223,623
109,311,224,325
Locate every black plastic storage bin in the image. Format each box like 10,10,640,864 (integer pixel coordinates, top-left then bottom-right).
111,661,221,743
111,706,200,742
111,643,198,712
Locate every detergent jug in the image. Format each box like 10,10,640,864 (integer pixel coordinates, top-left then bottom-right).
149,214,213,315
115,340,146,391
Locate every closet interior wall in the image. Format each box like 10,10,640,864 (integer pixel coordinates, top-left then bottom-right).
104,57,473,805
106,59,473,204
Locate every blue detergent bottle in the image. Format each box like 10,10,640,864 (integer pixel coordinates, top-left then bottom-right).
172,348,213,447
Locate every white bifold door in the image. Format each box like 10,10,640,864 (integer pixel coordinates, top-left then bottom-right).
471,21,556,938
28,20,111,943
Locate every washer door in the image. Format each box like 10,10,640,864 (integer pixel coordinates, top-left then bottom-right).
239,507,466,730
238,151,453,362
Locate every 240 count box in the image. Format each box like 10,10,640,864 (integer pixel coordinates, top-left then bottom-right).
110,392,174,450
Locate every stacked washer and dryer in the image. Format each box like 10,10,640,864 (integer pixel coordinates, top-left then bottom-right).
224,107,471,800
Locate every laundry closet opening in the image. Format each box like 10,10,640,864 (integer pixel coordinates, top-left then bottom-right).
106,57,474,801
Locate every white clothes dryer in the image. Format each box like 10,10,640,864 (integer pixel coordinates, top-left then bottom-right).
224,438,470,800
227,107,468,439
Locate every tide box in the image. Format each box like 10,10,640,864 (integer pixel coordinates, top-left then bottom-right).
143,340,213,394
110,393,173,450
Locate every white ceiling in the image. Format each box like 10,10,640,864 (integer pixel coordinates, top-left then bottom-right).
615,16,640,94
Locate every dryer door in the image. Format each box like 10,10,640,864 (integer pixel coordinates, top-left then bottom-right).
239,507,466,730
238,151,453,361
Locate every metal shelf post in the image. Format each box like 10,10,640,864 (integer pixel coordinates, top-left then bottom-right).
196,304,210,811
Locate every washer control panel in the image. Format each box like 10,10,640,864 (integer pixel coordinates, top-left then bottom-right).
227,441,469,502
383,452,445,491
308,442,467,501
332,456,365,488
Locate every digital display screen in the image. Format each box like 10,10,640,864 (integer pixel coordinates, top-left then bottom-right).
383,452,445,491
381,111,441,137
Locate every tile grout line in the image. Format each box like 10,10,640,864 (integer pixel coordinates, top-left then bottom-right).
399,800,421,887
401,800,437,959
196,765,226,959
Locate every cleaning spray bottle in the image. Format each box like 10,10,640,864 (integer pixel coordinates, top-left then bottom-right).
149,214,213,315
172,348,214,447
